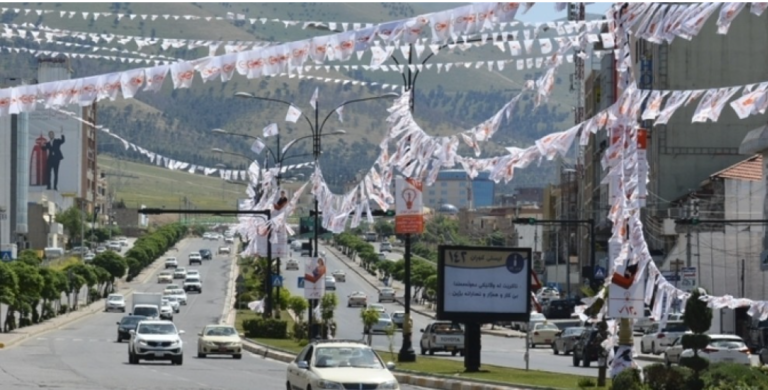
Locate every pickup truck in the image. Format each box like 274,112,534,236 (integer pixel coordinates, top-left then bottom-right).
419,321,465,356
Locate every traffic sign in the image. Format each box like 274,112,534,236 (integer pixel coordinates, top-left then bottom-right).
594,266,606,279
297,277,305,288
0,251,12,262
272,275,283,287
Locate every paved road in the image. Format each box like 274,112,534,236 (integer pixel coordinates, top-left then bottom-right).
282,243,660,376
0,237,427,390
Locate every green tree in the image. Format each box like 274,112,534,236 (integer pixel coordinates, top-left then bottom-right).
7,262,44,328
680,289,713,390
320,292,339,338
17,250,42,266
38,268,67,319
0,262,19,332
92,251,127,292
360,307,380,346
373,219,394,237
287,295,308,323
56,206,85,247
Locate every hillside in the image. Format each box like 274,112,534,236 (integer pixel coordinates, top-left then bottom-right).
0,2,593,198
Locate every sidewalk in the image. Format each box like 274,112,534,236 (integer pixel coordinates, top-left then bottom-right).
324,244,527,339
0,244,168,350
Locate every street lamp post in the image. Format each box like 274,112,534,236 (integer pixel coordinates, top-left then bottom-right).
236,90,398,339
0,206,6,260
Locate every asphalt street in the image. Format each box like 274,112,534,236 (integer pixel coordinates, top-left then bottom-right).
0,237,428,390
282,242,656,376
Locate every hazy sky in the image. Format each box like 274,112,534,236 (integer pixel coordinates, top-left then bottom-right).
515,2,612,23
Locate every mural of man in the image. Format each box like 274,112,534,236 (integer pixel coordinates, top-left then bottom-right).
44,128,65,191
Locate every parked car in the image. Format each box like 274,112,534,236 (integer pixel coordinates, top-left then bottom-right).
285,259,300,271
84,253,95,262
572,328,602,367
107,241,122,252
347,292,367,307
552,326,586,355
218,246,230,255
199,249,213,260
95,246,107,254
224,236,234,244
640,321,690,355
164,257,178,269
300,249,311,257
331,270,345,282
529,322,560,348
379,242,392,252
676,334,751,366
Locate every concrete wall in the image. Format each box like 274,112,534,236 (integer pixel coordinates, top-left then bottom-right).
645,10,768,207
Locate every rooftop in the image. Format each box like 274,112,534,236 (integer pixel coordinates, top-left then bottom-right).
710,154,762,182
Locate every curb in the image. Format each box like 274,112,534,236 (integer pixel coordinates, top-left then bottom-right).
635,354,664,363
241,338,544,390
221,255,239,326
327,245,523,340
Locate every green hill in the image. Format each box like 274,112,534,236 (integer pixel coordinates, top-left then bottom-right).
0,2,589,202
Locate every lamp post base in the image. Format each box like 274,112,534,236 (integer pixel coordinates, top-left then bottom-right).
397,334,417,363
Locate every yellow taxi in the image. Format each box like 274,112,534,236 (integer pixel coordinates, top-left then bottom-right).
529,321,561,348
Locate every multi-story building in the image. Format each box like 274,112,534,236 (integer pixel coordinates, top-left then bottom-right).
422,170,494,210
632,11,768,263
0,77,31,259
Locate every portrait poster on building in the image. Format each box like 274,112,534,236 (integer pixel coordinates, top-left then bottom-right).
437,245,532,323
303,256,326,299
28,109,83,196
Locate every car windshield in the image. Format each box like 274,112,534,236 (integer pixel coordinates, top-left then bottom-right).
205,327,237,336
137,323,177,335
166,296,177,302
378,312,391,320
186,278,200,283
565,327,585,336
709,338,746,349
536,323,559,331
166,258,176,262
531,313,546,322
133,307,158,317
392,313,404,319
381,289,394,294
120,317,144,325
663,323,688,332
173,290,185,295
176,268,186,272
314,347,383,369
108,295,123,301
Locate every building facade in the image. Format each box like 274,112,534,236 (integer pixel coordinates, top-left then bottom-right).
423,170,494,210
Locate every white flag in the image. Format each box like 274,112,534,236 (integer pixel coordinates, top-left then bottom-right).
335,106,344,122
309,87,318,109
263,123,279,137
285,105,302,123
251,138,265,154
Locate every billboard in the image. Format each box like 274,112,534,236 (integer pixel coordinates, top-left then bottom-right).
303,256,326,299
436,245,532,323
28,108,83,197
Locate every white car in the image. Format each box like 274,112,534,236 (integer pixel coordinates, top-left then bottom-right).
170,289,188,305
164,296,181,313
188,253,202,265
285,259,300,271
366,312,395,334
347,292,368,307
184,276,203,293
325,275,336,291
519,312,547,332
366,303,386,313
173,267,187,279
105,294,126,312
164,284,181,292
164,257,178,269
640,321,690,355
675,334,751,366
218,246,231,255
378,288,396,303
84,253,95,262
159,301,174,321
286,340,398,390
331,270,345,282
197,324,243,359
118,238,129,247
107,241,122,252
186,269,200,278
128,320,185,365
95,246,107,254
224,236,234,244
529,322,560,348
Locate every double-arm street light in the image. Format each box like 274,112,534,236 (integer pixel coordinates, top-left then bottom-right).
235,90,399,339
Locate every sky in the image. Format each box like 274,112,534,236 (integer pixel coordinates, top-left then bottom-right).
514,2,613,23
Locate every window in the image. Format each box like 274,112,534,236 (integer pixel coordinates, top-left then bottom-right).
441,182,447,187
428,190,435,195
441,190,447,195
